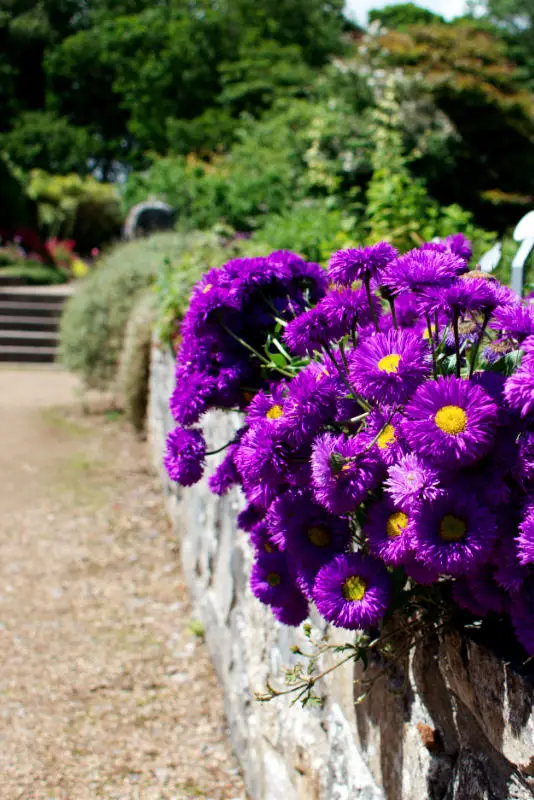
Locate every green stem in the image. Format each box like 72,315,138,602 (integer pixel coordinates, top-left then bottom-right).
453,310,461,378
365,276,380,333
469,311,491,378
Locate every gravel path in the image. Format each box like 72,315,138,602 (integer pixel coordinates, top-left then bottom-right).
0,368,246,800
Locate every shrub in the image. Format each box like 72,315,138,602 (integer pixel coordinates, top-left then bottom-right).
252,201,361,263
59,232,197,388
26,170,123,253
117,290,158,433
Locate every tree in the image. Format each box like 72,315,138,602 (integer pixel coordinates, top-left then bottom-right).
368,3,445,29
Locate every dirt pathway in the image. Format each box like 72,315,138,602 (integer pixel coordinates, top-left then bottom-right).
0,367,246,800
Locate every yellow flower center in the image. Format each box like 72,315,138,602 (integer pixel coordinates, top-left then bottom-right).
342,575,367,602
202,283,213,293
378,424,396,450
266,404,284,420
434,405,467,435
264,542,273,553
267,572,281,587
307,525,331,548
386,511,409,539
423,325,436,340
377,354,401,373
439,514,467,542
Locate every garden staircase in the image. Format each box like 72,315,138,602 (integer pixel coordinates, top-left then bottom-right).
0,278,73,363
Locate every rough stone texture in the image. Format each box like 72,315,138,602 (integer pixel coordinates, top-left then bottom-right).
150,343,534,800
123,200,175,240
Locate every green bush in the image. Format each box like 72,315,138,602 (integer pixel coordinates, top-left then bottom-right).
59,232,200,389
252,201,361,263
26,169,123,253
117,290,158,433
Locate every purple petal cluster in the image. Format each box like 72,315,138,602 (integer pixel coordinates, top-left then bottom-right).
166,237,534,651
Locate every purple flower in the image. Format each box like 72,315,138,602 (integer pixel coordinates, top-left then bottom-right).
246,385,287,427
452,567,504,617
364,497,413,566
282,504,352,598
490,302,534,343
360,410,406,466
314,287,380,339
208,445,240,496
234,422,288,507
422,234,472,263
279,362,338,446
385,454,442,509
401,554,440,585
237,503,265,532
516,502,534,565
350,329,432,405
402,376,498,468
328,242,398,287
311,432,381,514
408,491,498,577
417,277,498,318
504,359,534,418
250,551,308,629
509,584,534,655
249,521,279,555
164,426,206,486
169,369,215,426
381,248,464,295
313,553,392,630
515,432,534,489
493,535,524,593
283,306,330,356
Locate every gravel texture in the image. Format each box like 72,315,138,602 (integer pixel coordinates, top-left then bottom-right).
0,368,246,800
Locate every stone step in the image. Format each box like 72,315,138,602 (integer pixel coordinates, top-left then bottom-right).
0,290,67,305
0,300,64,318
0,345,57,363
0,315,60,332
0,330,59,348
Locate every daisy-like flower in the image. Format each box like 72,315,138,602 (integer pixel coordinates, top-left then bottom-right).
515,432,534,489
313,552,391,630
327,242,398,287
384,454,442,509
164,426,206,486
169,369,216,426
490,302,534,342
279,362,337,447
234,422,288,508
315,287,380,339
402,376,498,468
237,503,265,532
381,248,464,295
246,385,287,426
493,530,525,593
249,521,279,556
422,233,472,263
250,550,309,626
311,432,382,515
401,553,440,585
504,359,534,418
364,497,412,566
208,445,239,496
417,277,498,318
360,410,406,466
283,306,331,356
516,502,534,565
409,491,498,577
350,329,432,405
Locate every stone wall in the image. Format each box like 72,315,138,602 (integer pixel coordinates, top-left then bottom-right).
150,343,534,800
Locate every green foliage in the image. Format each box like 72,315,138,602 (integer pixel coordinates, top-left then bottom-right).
369,3,446,28
59,232,196,388
0,154,36,229
364,19,534,230
253,202,361,263
365,79,496,257
0,111,94,174
26,170,123,252
0,262,66,285
117,290,157,433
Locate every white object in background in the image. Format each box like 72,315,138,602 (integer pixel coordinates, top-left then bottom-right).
511,211,534,296
479,241,502,274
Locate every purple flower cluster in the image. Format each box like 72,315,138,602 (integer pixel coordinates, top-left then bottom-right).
166,238,534,655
